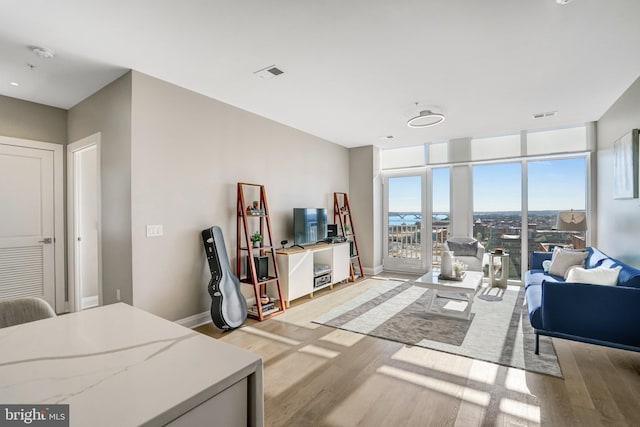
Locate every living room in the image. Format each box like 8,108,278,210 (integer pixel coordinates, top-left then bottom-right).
1,1,640,426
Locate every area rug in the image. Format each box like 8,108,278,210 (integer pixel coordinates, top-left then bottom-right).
312,278,563,378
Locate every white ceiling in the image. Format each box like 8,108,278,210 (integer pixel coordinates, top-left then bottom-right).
1,0,639,148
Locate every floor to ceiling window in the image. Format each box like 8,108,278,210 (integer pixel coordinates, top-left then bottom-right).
527,157,587,262
473,162,522,279
380,125,591,277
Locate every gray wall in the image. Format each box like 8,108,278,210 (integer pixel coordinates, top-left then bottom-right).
596,75,640,267
349,145,382,274
129,71,349,320
68,72,134,305
0,95,67,144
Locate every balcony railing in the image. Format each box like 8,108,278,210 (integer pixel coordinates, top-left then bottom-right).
387,222,450,266
388,224,421,259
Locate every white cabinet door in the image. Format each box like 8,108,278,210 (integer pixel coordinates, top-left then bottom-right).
332,243,351,283
277,250,314,303
0,144,55,307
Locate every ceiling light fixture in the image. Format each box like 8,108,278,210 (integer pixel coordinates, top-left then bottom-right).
556,0,573,4
31,46,55,59
407,110,445,128
10,82,19,87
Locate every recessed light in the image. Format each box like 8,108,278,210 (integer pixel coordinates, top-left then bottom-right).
9,82,19,87
31,46,55,59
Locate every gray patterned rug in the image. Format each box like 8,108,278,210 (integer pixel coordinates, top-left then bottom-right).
313,279,562,378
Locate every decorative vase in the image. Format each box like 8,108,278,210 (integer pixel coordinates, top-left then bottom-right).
441,251,454,277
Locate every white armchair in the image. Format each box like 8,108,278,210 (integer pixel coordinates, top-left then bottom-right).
444,237,485,272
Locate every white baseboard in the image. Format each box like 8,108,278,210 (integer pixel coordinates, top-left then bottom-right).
363,265,383,276
81,295,99,309
175,311,210,329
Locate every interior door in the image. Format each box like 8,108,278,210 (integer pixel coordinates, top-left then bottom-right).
0,143,55,307
383,173,428,273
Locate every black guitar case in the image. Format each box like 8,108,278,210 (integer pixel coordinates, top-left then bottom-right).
202,226,247,330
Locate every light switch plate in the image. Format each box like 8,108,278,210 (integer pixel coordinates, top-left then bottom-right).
146,224,163,237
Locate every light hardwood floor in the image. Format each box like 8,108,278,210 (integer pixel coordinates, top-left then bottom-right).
195,278,640,426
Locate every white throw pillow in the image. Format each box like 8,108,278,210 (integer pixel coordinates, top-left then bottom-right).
565,266,622,286
548,248,587,278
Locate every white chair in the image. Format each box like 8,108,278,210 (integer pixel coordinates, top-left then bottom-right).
444,237,485,272
0,297,56,329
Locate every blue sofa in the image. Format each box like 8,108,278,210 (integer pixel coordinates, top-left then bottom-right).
525,248,640,354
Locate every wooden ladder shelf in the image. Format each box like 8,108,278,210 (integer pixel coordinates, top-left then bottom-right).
237,182,285,320
333,192,364,281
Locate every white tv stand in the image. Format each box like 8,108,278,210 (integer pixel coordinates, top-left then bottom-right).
276,242,350,308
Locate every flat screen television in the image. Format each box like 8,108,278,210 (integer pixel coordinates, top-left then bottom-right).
293,208,327,246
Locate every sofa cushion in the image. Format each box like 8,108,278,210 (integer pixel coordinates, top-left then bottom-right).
566,266,622,286
524,270,564,289
548,248,587,278
525,282,543,330
586,247,609,269
447,240,478,256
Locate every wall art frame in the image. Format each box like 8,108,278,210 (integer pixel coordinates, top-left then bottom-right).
613,129,639,199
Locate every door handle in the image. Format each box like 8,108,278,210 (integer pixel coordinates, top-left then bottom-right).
39,237,53,244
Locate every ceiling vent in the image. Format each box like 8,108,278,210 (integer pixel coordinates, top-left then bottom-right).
532,111,557,119
254,65,284,79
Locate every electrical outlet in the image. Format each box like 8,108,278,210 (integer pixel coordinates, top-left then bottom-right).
146,224,163,237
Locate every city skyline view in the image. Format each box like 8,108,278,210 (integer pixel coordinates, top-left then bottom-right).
388,157,586,214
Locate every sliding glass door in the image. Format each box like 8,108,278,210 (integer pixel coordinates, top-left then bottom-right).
383,174,428,273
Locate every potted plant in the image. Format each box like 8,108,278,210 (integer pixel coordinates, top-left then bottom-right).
453,260,467,278
250,232,263,248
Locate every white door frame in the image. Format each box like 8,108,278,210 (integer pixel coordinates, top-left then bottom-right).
67,133,102,312
382,170,429,273
0,135,65,312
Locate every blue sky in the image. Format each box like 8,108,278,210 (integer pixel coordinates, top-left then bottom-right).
388,157,586,213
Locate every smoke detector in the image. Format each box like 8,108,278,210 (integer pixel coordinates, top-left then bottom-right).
31,46,55,59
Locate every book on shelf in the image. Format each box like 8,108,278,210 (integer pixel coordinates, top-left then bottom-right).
247,301,278,316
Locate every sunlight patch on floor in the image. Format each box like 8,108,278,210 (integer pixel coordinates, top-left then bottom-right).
264,351,328,398
499,397,541,423
239,325,301,346
322,373,416,426
377,365,491,407
319,329,365,347
390,346,497,384
505,367,534,395
299,344,340,359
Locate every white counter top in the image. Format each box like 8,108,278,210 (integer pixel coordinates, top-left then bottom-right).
0,303,263,426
